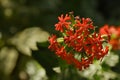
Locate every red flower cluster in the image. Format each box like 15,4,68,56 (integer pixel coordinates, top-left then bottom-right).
99,24,120,50
48,13,109,70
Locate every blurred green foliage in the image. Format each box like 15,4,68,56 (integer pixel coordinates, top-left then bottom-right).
0,0,120,80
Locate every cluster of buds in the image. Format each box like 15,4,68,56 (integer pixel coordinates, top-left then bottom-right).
99,24,120,50
48,12,109,70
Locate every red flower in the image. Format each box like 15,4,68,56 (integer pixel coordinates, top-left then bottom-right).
117,27,120,36
48,13,109,70
99,25,120,50
81,58,91,69
110,39,120,50
99,24,110,35
55,14,71,32
75,18,94,36
48,35,59,51
73,59,82,70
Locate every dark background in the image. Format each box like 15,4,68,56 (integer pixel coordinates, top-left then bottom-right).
1,0,120,37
